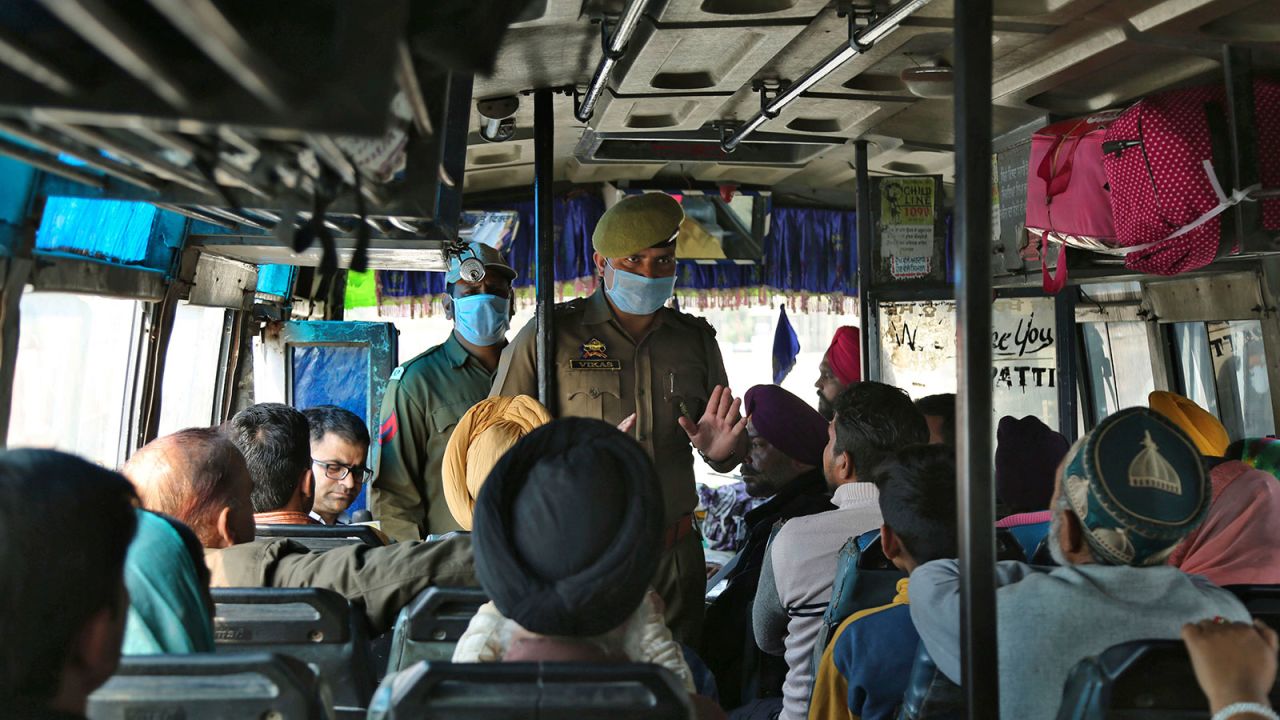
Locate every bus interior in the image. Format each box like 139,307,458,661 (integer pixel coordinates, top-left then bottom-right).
0,0,1277,717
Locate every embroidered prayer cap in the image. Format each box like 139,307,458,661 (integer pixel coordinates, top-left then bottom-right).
592,193,684,258
744,384,829,467
445,241,517,284
1148,391,1230,457
996,415,1070,514
471,418,663,637
1240,437,1280,477
825,326,861,386
442,395,553,530
1061,407,1210,567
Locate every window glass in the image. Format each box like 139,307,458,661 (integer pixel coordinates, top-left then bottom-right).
879,300,957,398
1172,322,1220,419
157,304,227,436
1206,320,1274,440
10,292,143,467
991,297,1058,429
1080,321,1155,423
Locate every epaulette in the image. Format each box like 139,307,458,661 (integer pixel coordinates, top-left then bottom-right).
670,311,718,337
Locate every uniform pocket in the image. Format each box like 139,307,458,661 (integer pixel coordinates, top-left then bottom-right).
664,371,709,421
430,400,476,435
562,371,622,421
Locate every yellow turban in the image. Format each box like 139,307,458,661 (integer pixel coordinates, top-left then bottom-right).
443,395,553,530
1148,391,1230,457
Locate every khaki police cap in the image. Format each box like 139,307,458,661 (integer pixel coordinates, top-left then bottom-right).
446,241,517,284
592,193,684,258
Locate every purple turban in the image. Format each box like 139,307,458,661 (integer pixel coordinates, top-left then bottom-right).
744,384,829,467
995,415,1070,514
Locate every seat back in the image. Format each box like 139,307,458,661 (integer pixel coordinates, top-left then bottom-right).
1056,639,1280,719
255,523,385,551
1226,584,1280,633
995,527,1028,563
87,652,327,720
368,661,694,720
213,587,376,714
386,586,488,673
896,641,963,720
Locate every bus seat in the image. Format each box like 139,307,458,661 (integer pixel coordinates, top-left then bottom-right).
1225,584,1280,632
255,523,385,551
212,587,376,717
1055,639,1280,719
386,586,489,675
995,527,1028,563
87,652,327,720
367,661,694,720
896,641,962,720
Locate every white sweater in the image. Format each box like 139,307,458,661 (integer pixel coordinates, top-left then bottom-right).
752,482,883,720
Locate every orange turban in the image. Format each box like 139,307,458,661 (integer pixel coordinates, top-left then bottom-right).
442,395,553,530
1148,391,1230,457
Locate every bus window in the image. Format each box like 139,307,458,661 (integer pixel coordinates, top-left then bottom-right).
992,297,1058,429
879,300,957,399
10,292,144,467
1172,322,1221,420
156,303,227,436
1081,321,1155,424
1206,320,1274,439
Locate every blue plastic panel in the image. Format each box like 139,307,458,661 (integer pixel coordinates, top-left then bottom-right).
291,345,371,514
257,264,295,298
36,197,157,265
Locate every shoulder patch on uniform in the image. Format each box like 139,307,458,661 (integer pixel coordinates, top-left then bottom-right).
390,366,405,381
673,312,717,337
379,412,399,445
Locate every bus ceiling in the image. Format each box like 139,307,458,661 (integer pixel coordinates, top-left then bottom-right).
0,0,1274,280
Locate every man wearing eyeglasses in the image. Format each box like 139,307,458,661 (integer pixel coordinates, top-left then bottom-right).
303,406,372,526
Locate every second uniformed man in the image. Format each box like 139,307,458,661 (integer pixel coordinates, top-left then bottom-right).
371,242,517,542
489,193,746,644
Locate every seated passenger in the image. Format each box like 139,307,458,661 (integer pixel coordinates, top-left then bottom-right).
703,384,834,710
753,382,929,720
226,403,320,526
993,415,1069,557
809,444,958,720
913,394,955,446
302,405,371,526
122,509,215,655
446,402,695,690
124,428,475,635
698,481,767,554
1168,452,1280,587
1238,436,1280,477
0,449,138,720
458,417,722,719
910,408,1251,720
816,327,860,422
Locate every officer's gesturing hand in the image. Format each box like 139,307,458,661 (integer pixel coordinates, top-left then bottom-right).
678,385,748,467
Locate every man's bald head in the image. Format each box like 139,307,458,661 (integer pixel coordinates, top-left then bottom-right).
124,428,254,548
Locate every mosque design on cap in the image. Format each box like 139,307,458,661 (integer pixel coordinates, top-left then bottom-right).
1127,431,1182,496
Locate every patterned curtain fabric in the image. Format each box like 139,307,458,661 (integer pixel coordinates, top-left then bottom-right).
370,192,956,313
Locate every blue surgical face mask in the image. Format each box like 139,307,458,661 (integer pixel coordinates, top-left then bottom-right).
452,294,510,346
604,260,676,315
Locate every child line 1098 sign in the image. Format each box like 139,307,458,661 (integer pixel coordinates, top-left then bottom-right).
873,175,945,285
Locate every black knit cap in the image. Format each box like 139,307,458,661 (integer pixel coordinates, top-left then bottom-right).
472,417,663,637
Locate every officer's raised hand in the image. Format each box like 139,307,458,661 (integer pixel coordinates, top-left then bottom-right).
678,385,748,468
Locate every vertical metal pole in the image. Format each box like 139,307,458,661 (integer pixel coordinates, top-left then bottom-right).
1055,290,1079,442
954,0,997,716
855,140,877,381
533,89,556,407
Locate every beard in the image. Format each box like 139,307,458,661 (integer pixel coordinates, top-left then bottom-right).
1048,510,1071,567
818,393,835,422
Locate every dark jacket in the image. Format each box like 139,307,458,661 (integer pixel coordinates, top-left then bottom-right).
700,468,833,709
205,533,476,635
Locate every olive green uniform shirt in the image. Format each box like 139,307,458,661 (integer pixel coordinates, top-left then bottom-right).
490,287,729,527
371,334,496,542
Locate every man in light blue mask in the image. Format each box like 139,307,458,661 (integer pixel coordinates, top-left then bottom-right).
371,241,517,542
490,193,746,646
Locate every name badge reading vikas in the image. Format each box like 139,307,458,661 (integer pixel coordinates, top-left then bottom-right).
572,337,622,370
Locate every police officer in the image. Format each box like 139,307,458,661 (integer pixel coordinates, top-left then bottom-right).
489,193,747,644
371,242,517,542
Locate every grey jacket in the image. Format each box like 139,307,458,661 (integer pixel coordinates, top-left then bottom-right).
206,534,476,635
909,559,1251,720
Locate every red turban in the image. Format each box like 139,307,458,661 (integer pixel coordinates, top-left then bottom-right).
825,326,861,386
744,385,829,467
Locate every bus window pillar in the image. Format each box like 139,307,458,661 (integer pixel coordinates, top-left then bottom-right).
854,139,879,382
533,88,556,407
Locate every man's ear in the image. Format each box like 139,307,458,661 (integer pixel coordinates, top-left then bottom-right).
70,602,125,698
301,469,315,500
593,251,607,276
881,524,902,560
216,506,239,547
1059,508,1087,557
441,293,454,321
834,450,855,483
